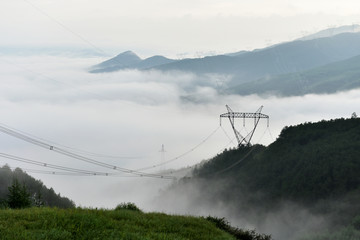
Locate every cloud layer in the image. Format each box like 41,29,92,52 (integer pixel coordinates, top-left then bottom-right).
0,55,359,210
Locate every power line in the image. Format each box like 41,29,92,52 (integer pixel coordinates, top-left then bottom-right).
0,122,221,172
214,146,257,176
159,134,236,175
211,126,275,176
211,126,276,176
21,0,146,74
0,124,175,180
267,127,275,142
0,122,225,179
22,0,107,56
0,164,139,177
0,165,89,176
220,125,236,146
136,126,221,171
0,152,115,176
0,122,146,160
0,154,146,177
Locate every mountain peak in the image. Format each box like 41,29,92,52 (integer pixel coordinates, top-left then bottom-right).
90,50,142,72
116,50,139,58
90,52,176,73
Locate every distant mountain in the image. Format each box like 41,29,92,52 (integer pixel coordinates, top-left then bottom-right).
226,50,249,57
90,27,360,96
153,32,360,86
230,54,360,96
135,55,176,69
90,51,142,73
225,25,360,58
90,51,175,73
298,24,360,41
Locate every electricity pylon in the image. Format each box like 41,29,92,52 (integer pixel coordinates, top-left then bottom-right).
220,105,269,147
159,144,166,171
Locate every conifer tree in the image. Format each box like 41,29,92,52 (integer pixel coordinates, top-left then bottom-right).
7,179,32,209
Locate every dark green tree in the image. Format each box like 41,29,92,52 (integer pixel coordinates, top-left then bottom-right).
7,179,32,209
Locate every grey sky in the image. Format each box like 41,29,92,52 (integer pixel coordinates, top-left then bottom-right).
1,0,360,57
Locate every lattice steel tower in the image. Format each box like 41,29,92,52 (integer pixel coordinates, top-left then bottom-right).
220,105,269,147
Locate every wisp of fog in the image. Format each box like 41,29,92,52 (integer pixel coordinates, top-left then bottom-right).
0,55,359,239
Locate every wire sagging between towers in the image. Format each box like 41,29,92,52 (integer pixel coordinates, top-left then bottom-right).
0,124,175,180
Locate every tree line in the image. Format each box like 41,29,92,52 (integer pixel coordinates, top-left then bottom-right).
0,165,75,209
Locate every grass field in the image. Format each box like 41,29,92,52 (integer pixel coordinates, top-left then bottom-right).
0,207,236,240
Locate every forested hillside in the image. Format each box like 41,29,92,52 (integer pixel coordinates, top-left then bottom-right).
158,117,360,239
0,165,75,208
194,118,360,204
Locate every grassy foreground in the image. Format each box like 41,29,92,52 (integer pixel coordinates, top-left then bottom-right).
0,207,236,240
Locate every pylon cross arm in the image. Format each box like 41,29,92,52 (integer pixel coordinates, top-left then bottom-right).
219,106,269,147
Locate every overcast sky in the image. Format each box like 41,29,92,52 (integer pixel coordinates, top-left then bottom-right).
1,0,360,57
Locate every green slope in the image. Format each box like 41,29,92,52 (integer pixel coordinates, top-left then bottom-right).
0,207,238,240
231,54,360,96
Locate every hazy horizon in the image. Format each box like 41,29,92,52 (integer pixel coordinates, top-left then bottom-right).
2,0,360,58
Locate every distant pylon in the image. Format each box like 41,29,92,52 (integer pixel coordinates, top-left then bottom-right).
159,144,166,170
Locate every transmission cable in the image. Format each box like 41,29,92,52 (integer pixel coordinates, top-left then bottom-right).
0,155,145,177
0,165,140,177
159,135,236,175
267,126,275,142
213,146,257,176
0,122,146,160
220,125,236,145
0,124,175,179
0,152,120,176
0,166,90,176
136,126,221,171
22,0,107,56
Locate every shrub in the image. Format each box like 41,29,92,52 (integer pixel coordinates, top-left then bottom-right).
115,202,142,212
206,216,272,240
352,215,360,230
0,199,8,209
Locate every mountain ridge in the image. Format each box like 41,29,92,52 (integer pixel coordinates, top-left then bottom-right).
153,32,360,85
230,53,360,96
90,31,360,93
90,51,175,73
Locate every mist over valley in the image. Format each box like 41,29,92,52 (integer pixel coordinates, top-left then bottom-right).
1,2,360,238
